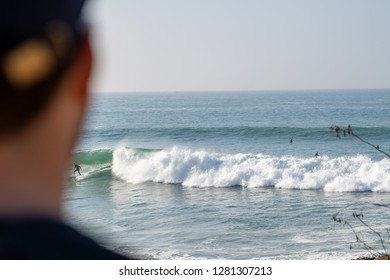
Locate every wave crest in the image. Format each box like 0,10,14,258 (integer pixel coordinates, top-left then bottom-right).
112,147,390,192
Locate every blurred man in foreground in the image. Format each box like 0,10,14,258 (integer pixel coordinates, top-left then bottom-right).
0,0,128,259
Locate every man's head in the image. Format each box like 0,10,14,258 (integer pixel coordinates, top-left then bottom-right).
0,0,91,217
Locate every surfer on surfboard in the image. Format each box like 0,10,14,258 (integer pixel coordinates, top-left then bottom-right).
73,163,82,176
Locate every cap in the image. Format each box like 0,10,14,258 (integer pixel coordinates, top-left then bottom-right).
0,0,86,89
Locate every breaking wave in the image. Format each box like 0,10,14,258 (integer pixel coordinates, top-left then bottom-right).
111,147,390,192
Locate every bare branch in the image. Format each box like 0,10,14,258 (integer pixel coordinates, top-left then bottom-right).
332,202,390,258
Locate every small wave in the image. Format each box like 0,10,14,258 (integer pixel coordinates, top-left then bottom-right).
83,126,390,141
74,149,113,165
111,146,390,192
71,149,114,181
73,165,112,181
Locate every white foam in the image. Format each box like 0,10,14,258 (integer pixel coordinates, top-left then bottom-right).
112,147,390,192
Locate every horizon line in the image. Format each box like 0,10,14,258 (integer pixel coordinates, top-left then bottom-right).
92,87,390,95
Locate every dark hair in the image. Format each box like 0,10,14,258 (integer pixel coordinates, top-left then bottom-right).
0,0,85,135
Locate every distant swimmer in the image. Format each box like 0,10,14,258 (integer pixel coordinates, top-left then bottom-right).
73,163,82,176
376,145,380,150
290,139,293,144
347,124,352,135
335,126,340,138
314,152,319,157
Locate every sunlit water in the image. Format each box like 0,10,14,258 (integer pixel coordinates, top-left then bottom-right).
64,90,390,259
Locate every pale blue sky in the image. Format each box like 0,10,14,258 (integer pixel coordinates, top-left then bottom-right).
87,0,390,93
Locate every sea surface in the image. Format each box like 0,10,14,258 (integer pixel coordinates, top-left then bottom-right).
64,89,390,259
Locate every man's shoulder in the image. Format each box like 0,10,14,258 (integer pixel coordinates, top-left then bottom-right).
0,218,131,260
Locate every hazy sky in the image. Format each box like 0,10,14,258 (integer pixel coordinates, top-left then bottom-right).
87,0,390,93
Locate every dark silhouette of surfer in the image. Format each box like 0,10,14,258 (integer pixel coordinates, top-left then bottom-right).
290,139,293,144
314,152,319,157
335,126,340,138
73,163,82,176
347,124,352,135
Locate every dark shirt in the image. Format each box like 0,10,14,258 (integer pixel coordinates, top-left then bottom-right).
0,218,130,260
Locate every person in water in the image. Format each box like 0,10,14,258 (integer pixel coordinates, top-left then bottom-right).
347,124,352,135
73,163,82,176
335,126,340,138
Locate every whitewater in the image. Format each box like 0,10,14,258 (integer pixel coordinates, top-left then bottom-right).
64,90,390,259
111,147,390,192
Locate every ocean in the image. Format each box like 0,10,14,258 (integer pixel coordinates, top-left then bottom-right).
64,89,390,259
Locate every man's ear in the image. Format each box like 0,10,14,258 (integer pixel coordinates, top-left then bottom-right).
60,33,93,109
76,33,92,103
49,32,92,154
